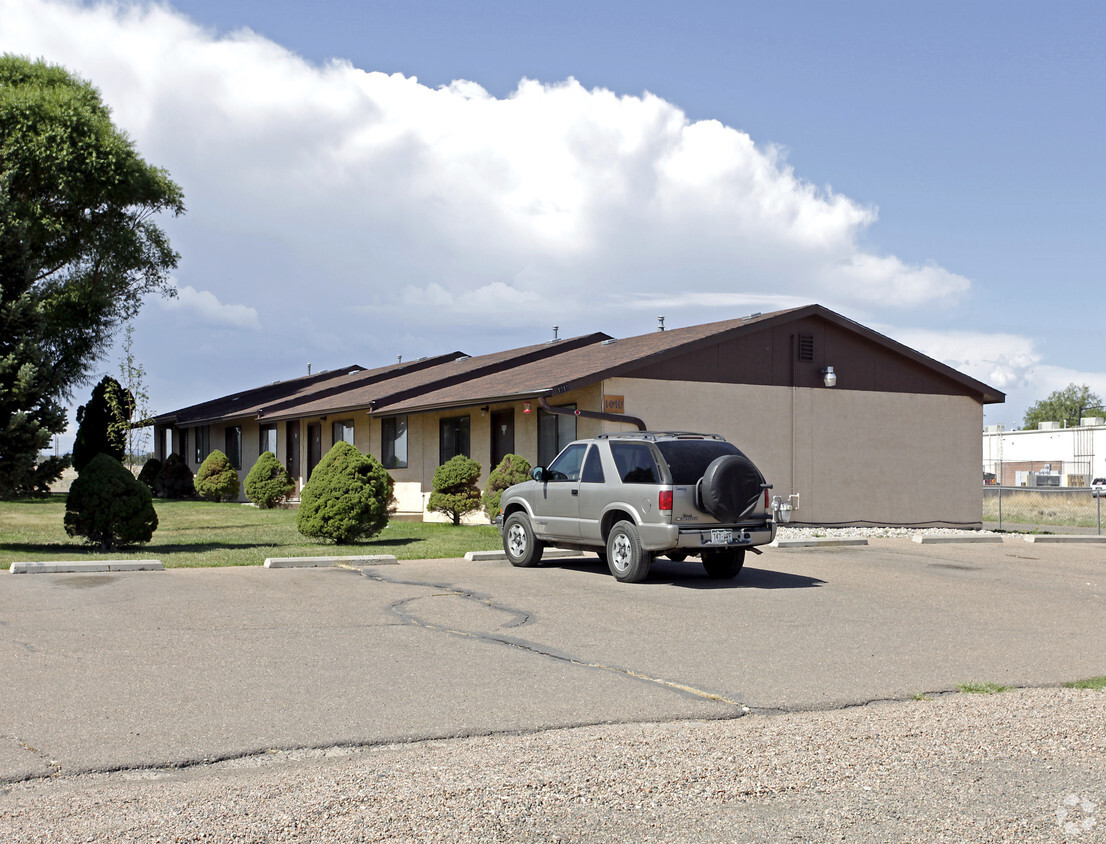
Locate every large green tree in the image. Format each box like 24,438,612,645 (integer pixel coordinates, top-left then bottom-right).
0,55,184,497
1022,383,1104,430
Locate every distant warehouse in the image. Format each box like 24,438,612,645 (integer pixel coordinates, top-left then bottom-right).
983,419,1106,487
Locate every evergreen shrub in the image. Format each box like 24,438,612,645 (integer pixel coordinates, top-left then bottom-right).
137,457,162,492
244,451,295,508
195,449,240,502
154,452,195,499
64,453,158,550
297,442,391,543
428,455,482,525
72,376,134,472
482,453,532,520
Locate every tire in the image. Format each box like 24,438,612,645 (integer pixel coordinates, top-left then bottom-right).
698,455,764,522
503,512,544,567
702,548,745,579
606,520,652,583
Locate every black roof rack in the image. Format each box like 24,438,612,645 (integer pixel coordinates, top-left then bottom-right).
593,431,726,442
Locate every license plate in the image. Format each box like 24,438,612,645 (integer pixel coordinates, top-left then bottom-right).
710,529,733,544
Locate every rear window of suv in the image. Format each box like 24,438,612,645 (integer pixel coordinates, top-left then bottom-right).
610,442,662,484
655,440,741,485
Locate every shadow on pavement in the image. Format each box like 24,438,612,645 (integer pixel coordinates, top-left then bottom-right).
544,556,826,590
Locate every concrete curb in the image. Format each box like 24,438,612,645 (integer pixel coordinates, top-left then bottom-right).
770,538,869,548
1022,535,1106,544
263,555,399,568
912,535,1005,544
465,549,588,562
9,560,163,574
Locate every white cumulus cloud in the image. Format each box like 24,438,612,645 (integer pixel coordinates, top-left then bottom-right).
886,327,1040,391
0,0,974,334
161,286,261,330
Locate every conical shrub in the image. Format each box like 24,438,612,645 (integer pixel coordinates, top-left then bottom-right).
195,449,240,502
64,453,158,550
297,442,391,543
154,452,195,499
244,450,295,508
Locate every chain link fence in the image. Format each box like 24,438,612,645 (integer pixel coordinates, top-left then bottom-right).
983,486,1105,534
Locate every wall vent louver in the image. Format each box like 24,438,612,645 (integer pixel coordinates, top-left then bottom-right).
797,334,815,362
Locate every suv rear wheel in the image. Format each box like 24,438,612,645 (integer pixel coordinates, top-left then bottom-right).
702,548,744,579
606,520,652,583
503,512,544,567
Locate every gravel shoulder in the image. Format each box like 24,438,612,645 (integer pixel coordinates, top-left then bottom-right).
2,687,1103,843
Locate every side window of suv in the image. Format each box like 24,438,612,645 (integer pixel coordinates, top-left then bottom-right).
545,443,587,481
581,445,605,483
610,442,660,484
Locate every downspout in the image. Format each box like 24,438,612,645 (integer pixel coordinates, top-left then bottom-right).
790,334,797,499
538,396,647,431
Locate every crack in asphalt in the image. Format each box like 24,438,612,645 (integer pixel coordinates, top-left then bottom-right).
357,567,749,711
3,734,62,778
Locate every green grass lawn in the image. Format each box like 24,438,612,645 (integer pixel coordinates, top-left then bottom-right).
0,496,503,568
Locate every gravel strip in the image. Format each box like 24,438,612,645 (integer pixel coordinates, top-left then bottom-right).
776,525,1005,541
2,687,1102,842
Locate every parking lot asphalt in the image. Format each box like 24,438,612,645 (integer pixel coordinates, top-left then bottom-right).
1,538,1104,783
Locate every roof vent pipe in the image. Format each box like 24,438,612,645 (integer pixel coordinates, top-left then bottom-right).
553,325,559,341
397,355,402,363
307,363,311,375
658,316,665,331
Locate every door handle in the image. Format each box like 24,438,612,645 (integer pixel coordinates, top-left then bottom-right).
571,489,578,496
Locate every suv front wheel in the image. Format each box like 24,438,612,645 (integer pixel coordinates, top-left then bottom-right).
606,520,652,583
503,512,544,567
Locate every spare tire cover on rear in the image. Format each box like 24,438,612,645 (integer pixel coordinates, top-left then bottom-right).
698,454,764,522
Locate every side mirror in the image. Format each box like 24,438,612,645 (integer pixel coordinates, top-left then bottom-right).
530,466,545,481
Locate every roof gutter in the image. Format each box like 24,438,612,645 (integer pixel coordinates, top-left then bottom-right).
369,389,554,417
539,396,647,431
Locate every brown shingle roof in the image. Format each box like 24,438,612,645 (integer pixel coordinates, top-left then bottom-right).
156,304,1003,428
373,310,797,413
151,364,369,426
373,305,1004,413
257,332,612,422
154,353,466,426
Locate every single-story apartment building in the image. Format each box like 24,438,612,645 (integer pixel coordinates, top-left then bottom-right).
983,419,1106,487
151,304,1004,526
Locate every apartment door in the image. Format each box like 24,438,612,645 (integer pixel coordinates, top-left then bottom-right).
307,422,322,480
286,420,301,484
491,410,515,468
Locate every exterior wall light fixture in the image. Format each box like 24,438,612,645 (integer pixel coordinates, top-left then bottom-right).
523,401,532,414
822,366,837,388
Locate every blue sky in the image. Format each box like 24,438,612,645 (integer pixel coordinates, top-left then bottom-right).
4,0,1105,446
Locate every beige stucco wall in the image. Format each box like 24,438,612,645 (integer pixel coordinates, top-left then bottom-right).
603,377,983,526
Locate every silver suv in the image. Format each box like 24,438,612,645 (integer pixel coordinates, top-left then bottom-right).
495,432,776,582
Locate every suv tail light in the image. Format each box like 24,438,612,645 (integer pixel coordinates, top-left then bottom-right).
659,490,673,511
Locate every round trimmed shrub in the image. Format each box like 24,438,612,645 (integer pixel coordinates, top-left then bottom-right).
297,441,391,544
244,451,295,509
154,452,195,499
428,455,482,525
64,453,158,550
137,457,162,492
482,453,532,520
195,449,240,502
